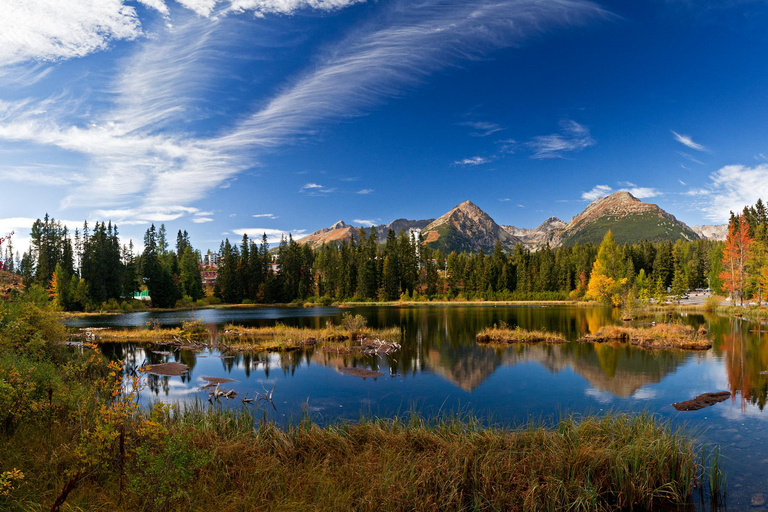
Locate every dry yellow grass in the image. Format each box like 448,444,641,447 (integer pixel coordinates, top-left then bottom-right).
221,323,402,352
578,323,711,350
476,324,567,344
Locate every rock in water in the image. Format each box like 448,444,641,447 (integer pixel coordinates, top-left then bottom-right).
751,493,766,507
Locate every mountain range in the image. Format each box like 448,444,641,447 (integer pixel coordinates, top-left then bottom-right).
297,192,726,253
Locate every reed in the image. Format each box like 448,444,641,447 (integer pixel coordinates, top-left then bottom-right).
1,403,725,511
578,323,712,350
221,322,402,352
476,322,567,344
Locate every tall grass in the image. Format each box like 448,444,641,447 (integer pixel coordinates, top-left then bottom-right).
222,322,402,352
579,323,712,350
0,379,727,512
476,323,567,344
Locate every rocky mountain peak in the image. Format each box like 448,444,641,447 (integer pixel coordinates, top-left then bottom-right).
330,220,347,230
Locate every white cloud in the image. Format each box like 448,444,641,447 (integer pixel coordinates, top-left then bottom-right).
672,131,707,152
353,219,378,227
300,182,335,195
253,213,277,219
137,0,170,15
0,0,143,67
228,0,367,16
192,217,213,223
231,227,306,244
581,183,660,201
499,198,511,202
0,0,371,69
356,189,374,195
625,187,660,199
0,0,604,227
455,156,489,166
458,121,503,137
678,179,686,185
527,120,595,159
217,0,604,149
581,184,612,201
698,164,768,222
676,151,705,165
0,165,86,186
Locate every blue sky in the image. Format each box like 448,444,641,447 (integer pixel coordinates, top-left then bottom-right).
2,0,768,252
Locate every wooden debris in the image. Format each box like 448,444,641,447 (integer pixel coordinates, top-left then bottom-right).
144,362,188,376
672,391,731,411
201,376,236,384
207,383,238,402
337,367,384,378
360,339,401,355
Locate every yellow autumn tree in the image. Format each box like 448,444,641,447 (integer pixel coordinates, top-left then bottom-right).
586,230,627,306
48,263,68,310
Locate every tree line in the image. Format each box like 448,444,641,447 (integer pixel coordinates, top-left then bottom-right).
213,227,724,304
18,203,768,310
7,215,204,311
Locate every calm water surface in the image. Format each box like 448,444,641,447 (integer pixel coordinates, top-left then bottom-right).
69,305,768,509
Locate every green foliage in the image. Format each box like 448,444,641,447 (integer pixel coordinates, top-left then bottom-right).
180,319,208,339
128,433,211,511
341,312,367,338
0,286,66,358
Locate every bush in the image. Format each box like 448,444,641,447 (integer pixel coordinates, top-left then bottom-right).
704,295,720,313
341,312,367,338
181,319,208,339
128,433,211,511
0,286,66,358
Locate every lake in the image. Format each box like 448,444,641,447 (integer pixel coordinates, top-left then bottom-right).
68,305,768,509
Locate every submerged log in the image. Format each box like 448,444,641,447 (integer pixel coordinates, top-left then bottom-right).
337,366,384,378
144,362,188,376
672,391,731,411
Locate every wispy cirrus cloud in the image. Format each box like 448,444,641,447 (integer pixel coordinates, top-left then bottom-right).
253,213,277,219
676,151,705,165
455,156,489,166
0,0,606,226
458,121,503,137
527,120,595,159
672,131,707,152
353,219,379,227
0,0,370,68
216,0,606,149
356,188,374,194
300,183,336,195
231,227,306,244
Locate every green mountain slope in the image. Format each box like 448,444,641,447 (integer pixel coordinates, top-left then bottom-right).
560,211,699,246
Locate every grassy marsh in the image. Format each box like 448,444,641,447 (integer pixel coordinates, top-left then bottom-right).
578,323,712,350
0,396,725,512
476,323,568,345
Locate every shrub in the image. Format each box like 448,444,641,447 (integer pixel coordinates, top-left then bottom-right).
128,433,211,511
704,296,720,313
180,319,208,339
342,312,367,338
0,286,66,358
